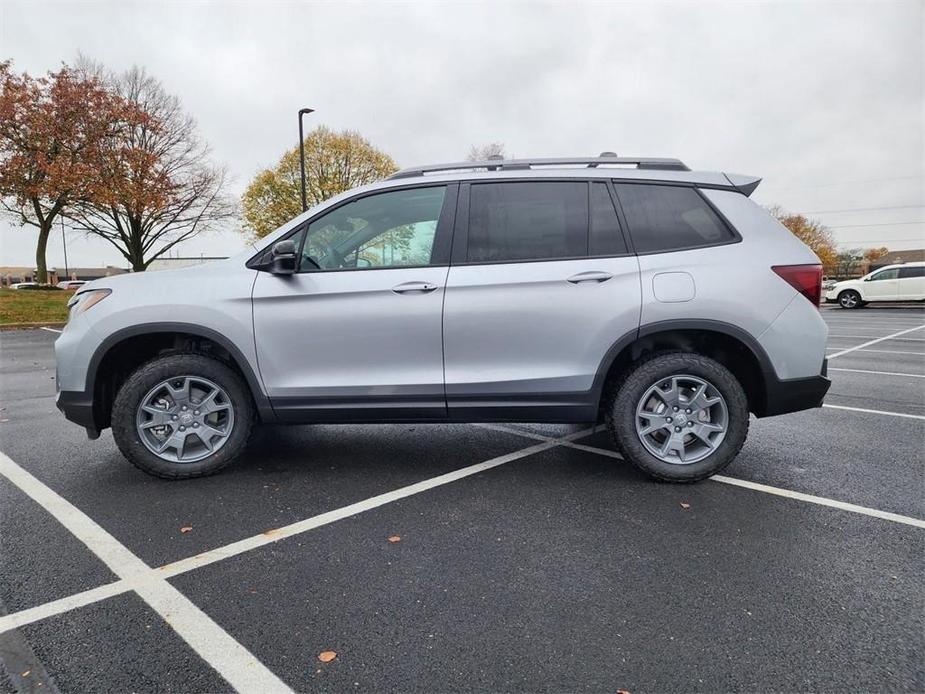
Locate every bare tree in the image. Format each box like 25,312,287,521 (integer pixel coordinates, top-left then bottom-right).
67,64,234,271
466,142,506,162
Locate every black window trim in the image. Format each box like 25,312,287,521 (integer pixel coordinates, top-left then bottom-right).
611,180,742,256
246,182,458,273
451,177,636,267
898,266,925,279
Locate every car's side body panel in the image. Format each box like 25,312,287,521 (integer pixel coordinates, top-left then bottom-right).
442,256,642,421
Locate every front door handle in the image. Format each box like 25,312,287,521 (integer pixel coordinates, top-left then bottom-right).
566,271,613,284
392,281,439,294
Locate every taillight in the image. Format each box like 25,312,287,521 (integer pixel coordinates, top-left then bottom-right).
772,264,823,307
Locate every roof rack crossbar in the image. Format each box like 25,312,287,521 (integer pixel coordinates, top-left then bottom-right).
388,156,690,179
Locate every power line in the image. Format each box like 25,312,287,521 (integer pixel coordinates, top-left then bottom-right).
834,237,924,245
828,221,923,228
804,204,924,214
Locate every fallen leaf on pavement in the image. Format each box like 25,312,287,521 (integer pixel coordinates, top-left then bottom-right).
388,535,401,543
21,671,30,677
318,650,337,662
180,526,193,533
679,503,691,509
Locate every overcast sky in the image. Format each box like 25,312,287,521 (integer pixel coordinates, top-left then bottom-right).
1,0,922,269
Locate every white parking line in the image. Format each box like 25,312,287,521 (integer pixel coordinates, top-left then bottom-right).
827,324,925,359
830,367,925,379
39,327,62,334
828,334,925,342
0,451,294,694
476,424,925,529
822,404,925,421
0,428,594,637
826,347,925,356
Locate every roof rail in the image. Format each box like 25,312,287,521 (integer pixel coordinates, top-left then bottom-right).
388,155,690,180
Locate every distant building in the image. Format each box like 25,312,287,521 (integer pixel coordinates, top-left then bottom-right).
869,248,925,271
146,256,226,272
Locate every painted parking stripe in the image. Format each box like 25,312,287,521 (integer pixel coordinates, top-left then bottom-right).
157,430,595,579
0,451,294,694
474,424,925,529
827,324,925,359
826,347,925,356
0,428,595,636
39,327,62,334
827,334,925,341
830,367,925,379
822,404,925,420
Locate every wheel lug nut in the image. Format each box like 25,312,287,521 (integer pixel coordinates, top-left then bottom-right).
172,415,178,420
688,422,694,427
685,408,692,414
673,406,679,412
179,426,185,431
675,426,681,432
194,410,199,415
666,417,672,423
193,422,199,428
181,406,187,411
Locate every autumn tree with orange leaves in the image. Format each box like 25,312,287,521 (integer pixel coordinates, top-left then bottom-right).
0,61,145,282
66,62,234,271
768,206,838,271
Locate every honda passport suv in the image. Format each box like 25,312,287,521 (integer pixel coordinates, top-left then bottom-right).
55,155,830,482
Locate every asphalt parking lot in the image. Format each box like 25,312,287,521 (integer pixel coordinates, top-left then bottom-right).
1,305,923,693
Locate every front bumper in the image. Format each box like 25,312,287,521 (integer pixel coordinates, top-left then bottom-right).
56,390,100,439
759,359,831,417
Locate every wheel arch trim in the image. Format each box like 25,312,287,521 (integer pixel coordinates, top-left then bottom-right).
85,322,276,423
591,318,778,411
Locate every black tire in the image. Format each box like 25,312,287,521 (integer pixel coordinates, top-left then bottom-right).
111,353,254,479
606,352,749,483
837,290,863,309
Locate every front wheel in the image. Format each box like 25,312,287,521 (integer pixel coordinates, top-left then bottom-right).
111,353,254,479
838,290,863,309
607,352,749,482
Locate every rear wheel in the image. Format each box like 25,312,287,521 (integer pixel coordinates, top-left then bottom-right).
111,353,254,479
838,290,862,309
607,352,749,482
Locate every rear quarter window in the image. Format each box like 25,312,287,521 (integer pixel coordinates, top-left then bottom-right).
614,183,735,254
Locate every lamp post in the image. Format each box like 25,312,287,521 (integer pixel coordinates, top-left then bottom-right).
298,108,315,213
61,216,69,280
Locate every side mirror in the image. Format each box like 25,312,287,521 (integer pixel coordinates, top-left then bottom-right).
270,239,297,275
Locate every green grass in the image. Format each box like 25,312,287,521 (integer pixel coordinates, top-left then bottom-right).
0,288,71,325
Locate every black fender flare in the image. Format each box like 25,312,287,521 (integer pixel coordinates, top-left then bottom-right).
86,322,276,422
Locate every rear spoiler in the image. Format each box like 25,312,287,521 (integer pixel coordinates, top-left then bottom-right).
723,173,762,197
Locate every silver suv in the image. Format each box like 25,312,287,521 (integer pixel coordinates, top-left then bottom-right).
55,155,830,482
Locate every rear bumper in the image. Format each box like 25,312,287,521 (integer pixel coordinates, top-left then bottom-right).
759,359,830,417
56,390,100,439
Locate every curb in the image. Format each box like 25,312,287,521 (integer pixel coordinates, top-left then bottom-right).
0,322,66,331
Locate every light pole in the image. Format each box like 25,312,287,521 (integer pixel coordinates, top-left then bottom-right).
298,107,315,213
61,216,69,280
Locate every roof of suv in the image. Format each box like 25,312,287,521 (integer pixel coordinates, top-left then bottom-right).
249,154,762,253
385,155,762,196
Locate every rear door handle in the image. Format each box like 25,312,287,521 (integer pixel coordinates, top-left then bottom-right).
392,281,439,294
566,271,613,284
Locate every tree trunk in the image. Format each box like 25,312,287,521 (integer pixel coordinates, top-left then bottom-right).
35,222,51,284
128,220,146,272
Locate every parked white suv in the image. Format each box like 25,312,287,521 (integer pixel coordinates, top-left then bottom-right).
55,155,830,482
825,262,925,308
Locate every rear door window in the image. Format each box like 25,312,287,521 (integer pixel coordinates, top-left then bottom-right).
614,183,734,254
898,266,925,279
467,182,588,262
590,182,628,256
